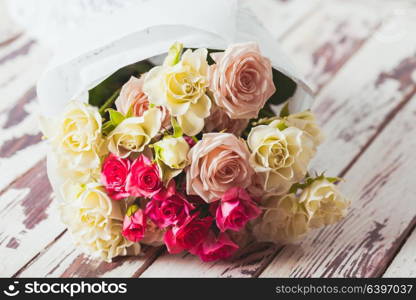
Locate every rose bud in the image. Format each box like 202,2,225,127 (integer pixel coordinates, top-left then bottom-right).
126,154,162,198
145,180,194,228
164,214,213,254
216,187,261,232
101,153,131,200
122,204,146,242
196,232,239,262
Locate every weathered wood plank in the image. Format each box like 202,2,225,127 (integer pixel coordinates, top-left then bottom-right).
261,94,416,277
280,0,381,93
0,160,66,277
383,226,416,277
16,232,163,278
140,11,416,277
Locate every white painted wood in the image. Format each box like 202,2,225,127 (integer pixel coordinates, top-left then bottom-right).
383,228,416,277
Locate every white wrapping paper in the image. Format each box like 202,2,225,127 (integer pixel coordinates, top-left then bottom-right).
31,0,313,117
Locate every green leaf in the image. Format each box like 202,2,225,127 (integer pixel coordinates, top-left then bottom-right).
267,68,297,106
98,88,121,116
107,108,125,126
276,121,288,131
164,42,184,66
171,117,183,138
102,121,115,136
280,102,290,118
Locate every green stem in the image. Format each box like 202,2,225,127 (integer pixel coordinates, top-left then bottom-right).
99,88,121,116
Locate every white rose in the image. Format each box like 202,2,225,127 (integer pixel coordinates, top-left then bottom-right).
107,107,162,158
40,101,105,182
59,182,140,261
299,179,350,228
144,48,211,136
251,194,309,243
247,121,316,195
154,136,190,182
285,111,323,147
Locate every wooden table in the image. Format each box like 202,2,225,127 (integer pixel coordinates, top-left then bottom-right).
1,0,415,278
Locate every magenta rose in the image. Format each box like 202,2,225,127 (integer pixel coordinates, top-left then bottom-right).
101,153,131,200
195,232,239,262
122,206,146,242
209,42,276,119
164,214,213,254
145,181,194,228
216,187,261,232
126,154,162,198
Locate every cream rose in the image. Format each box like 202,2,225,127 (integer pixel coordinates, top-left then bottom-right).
59,182,139,262
284,111,323,147
86,221,140,262
251,194,309,243
115,75,170,129
247,121,316,195
107,107,162,158
40,101,104,182
209,42,276,119
203,104,249,136
154,136,190,182
143,48,211,136
299,179,350,229
186,132,254,203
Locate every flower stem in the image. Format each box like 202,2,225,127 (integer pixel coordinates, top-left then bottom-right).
98,88,121,116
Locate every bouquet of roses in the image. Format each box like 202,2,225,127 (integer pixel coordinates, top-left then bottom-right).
40,41,349,262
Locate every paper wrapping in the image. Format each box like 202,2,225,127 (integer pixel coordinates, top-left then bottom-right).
38,0,314,204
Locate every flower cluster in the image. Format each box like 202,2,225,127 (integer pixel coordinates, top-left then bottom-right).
42,42,349,262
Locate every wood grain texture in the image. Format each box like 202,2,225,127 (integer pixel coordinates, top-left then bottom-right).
0,160,65,277
383,225,416,277
280,0,382,93
261,95,416,277
16,233,163,278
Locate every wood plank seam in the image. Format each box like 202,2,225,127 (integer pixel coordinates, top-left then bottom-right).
379,218,416,277
12,230,68,278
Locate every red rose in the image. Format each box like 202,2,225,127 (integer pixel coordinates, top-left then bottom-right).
122,206,146,242
145,181,194,228
216,187,261,232
164,214,213,254
126,154,162,198
101,153,131,200
195,232,239,262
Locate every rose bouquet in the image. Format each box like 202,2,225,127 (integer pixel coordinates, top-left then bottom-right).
40,41,349,262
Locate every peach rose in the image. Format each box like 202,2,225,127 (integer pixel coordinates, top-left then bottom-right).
115,76,170,129
203,104,249,136
186,133,254,203
209,42,276,119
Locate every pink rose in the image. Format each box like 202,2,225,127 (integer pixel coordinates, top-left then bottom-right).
145,181,194,228
209,42,276,119
115,75,170,128
186,133,254,203
164,214,213,254
122,207,146,242
126,154,162,198
215,187,261,232
101,153,131,200
203,105,249,136
195,232,239,262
